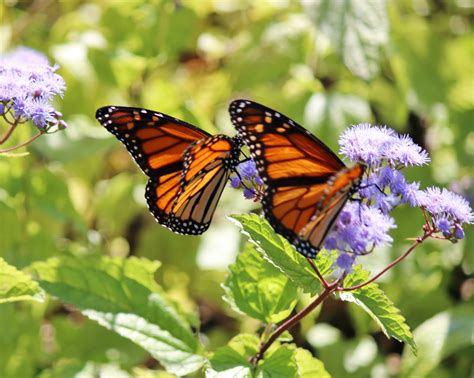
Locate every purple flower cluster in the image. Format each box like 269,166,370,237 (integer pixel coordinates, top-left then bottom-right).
324,202,396,268
230,160,263,200
339,124,430,167
0,47,67,129
327,123,472,270
417,187,473,239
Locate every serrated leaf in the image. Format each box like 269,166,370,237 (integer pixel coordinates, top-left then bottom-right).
401,305,474,378
30,256,205,376
0,258,44,304
229,214,335,296
256,345,297,378
303,0,388,79
294,348,331,378
340,266,416,353
223,244,298,323
207,334,259,377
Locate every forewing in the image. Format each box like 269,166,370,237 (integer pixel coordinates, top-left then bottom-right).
96,106,210,177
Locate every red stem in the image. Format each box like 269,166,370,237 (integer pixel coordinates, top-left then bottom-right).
0,130,44,153
306,257,330,289
0,123,18,144
252,279,341,364
339,228,434,292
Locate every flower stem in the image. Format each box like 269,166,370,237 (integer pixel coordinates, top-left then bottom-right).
0,123,18,144
0,130,44,153
306,257,330,289
251,278,341,364
339,228,434,292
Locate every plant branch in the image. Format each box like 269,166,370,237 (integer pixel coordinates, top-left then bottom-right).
339,228,435,292
0,130,44,153
306,257,330,289
251,278,341,365
0,123,18,144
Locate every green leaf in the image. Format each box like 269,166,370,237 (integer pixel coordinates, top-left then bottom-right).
256,345,297,378
0,258,44,304
229,214,334,296
207,334,259,377
401,305,474,378
0,303,42,378
223,244,298,323
304,93,372,134
303,0,388,79
208,336,300,378
294,348,331,378
30,256,205,376
340,266,416,353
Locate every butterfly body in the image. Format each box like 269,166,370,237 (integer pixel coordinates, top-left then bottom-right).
229,99,364,258
96,106,241,235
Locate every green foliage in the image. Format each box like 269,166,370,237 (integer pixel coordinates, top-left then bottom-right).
303,0,389,80
0,257,44,304
401,305,474,378
341,266,417,354
208,334,259,376
229,214,334,296
223,244,298,323
208,334,329,377
30,256,205,376
294,348,331,378
1,1,472,376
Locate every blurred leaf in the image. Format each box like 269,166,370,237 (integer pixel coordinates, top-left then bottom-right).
304,92,372,133
207,334,258,377
0,258,44,304
30,256,205,376
401,305,474,378
208,335,299,378
256,345,297,377
303,0,388,79
340,265,416,354
229,214,334,296
0,202,21,261
0,304,42,378
38,360,86,378
28,168,85,231
94,172,144,236
391,16,449,107
223,244,298,323
33,115,115,163
40,361,131,378
294,347,330,378
51,316,146,367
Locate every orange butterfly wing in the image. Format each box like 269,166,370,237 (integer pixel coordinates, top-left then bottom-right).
229,99,364,258
96,106,210,228
167,135,243,234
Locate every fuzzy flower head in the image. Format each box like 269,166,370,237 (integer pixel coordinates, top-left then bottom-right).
0,47,67,130
324,202,396,271
230,159,264,200
339,124,430,168
417,187,473,240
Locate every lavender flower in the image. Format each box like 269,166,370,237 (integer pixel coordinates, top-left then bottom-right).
230,159,263,200
339,124,430,167
325,124,472,271
416,187,473,239
325,202,396,267
0,47,67,130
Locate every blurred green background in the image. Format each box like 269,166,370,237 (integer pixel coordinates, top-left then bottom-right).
1,0,472,377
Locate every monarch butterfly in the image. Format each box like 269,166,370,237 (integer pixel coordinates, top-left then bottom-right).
96,106,242,234
229,99,365,258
